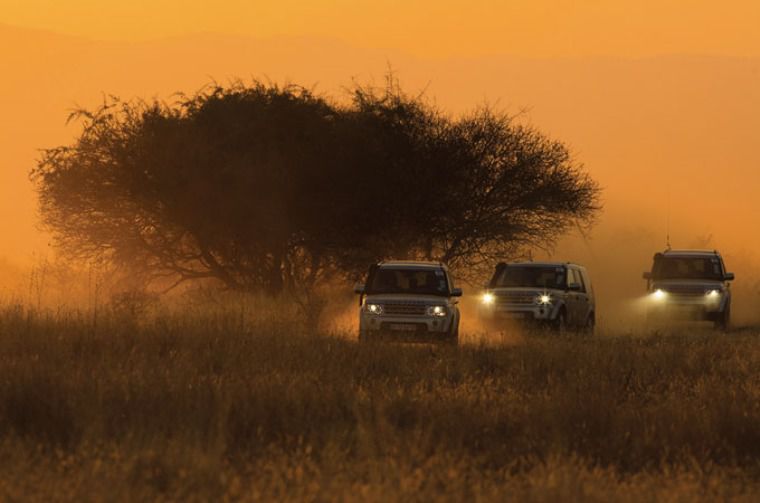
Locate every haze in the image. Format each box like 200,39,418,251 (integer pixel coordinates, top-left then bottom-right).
6,1,760,57
2,1,760,321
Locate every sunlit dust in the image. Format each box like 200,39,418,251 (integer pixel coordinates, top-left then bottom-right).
2,3,760,497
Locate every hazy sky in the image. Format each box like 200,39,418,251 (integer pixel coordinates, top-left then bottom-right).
4,0,760,57
2,1,760,318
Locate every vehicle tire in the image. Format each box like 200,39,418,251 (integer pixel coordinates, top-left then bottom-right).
551,309,567,334
444,319,460,346
358,329,369,343
644,308,661,329
714,307,730,331
583,313,596,336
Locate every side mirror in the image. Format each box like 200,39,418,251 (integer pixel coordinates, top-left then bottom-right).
724,272,735,281
567,282,582,292
353,283,365,295
451,288,463,297
642,272,652,280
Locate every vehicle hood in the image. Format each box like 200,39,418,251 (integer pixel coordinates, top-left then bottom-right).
364,293,451,305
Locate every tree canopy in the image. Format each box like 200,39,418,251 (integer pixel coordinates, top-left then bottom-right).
33,79,601,295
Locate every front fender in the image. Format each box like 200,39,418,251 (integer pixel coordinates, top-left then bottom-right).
719,292,731,312
548,299,567,320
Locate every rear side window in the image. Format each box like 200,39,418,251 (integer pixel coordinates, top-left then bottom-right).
566,268,577,287
572,268,587,293
580,269,593,295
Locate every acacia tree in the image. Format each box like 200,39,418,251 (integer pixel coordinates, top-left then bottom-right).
33,79,600,310
336,86,601,281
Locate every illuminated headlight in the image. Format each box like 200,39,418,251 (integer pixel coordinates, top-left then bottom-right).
536,294,552,305
427,305,448,317
366,303,383,315
652,289,666,301
481,293,495,305
705,289,721,301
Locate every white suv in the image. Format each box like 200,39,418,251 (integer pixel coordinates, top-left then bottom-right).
643,249,734,329
480,262,596,332
354,261,462,344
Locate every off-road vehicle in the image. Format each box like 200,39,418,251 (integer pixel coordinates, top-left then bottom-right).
354,261,462,344
643,249,734,329
480,262,596,332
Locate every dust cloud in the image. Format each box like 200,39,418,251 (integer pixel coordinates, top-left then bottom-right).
2,26,760,330
534,221,760,329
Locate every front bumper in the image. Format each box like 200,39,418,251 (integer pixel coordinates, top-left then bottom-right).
647,291,727,317
480,303,559,324
647,301,726,320
360,313,454,338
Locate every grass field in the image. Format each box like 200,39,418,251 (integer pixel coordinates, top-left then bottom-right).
0,303,758,501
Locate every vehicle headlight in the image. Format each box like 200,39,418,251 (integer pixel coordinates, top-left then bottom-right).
366,303,383,315
651,289,667,301
427,305,448,317
536,294,552,305
705,289,721,301
481,293,495,305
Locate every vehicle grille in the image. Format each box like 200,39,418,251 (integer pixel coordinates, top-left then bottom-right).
663,286,707,297
382,302,427,316
497,293,536,305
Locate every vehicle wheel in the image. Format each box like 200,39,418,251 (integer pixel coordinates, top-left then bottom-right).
714,307,730,331
644,308,661,330
644,309,652,327
551,309,567,334
583,313,596,336
444,319,460,346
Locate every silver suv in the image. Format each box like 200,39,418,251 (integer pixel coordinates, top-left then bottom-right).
643,249,734,329
354,261,462,344
480,262,596,332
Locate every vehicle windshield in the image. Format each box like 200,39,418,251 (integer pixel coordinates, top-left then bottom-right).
368,268,450,296
491,266,566,289
651,256,724,280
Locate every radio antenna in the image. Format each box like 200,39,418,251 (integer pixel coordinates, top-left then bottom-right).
665,189,672,250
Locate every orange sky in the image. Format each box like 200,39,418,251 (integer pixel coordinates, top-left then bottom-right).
2,1,760,318
4,0,760,57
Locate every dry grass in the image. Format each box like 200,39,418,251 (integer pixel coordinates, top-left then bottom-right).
0,303,758,501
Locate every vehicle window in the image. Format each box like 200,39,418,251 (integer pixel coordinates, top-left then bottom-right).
492,266,566,289
581,270,593,295
368,268,450,296
566,268,577,287
652,256,723,280
573,268,587,293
